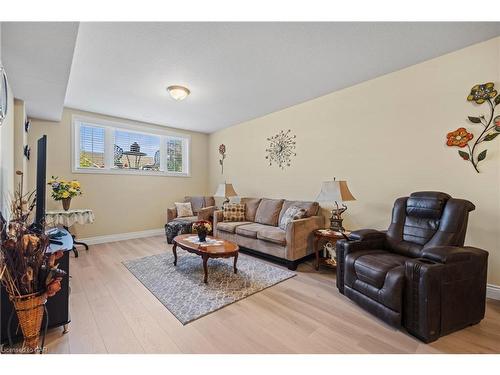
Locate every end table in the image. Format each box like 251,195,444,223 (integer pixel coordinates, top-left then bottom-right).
313,229,351,271
45,209,95,258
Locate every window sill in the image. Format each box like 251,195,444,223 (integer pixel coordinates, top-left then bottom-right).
71,167,190,178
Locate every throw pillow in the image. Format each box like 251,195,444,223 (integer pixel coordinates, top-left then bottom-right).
175,202,194,218
223,203,246,222
254,198,284,226
279,206,307,230
241,197,261,221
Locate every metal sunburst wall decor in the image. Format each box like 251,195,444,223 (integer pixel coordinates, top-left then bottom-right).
265,129,297,169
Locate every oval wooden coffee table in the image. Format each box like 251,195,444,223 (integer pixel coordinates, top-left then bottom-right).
172,234,240,283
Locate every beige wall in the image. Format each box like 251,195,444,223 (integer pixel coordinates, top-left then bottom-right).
13,99,27,192
28,108,209,238
0,83,14,218
0,22,16,217
209,37,500,285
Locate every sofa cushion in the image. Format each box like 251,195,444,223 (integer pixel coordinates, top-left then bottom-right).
185,196,214,214
344,250,407,312
278,206,307,230
279,200,319,222
235,223,269,238
257,226,286,245
254,198,284,226
240,197,261,221
353,252,408,289
223,203,246,222
185,196,204,214
217,221,251,234
175,202,193,217
172,215,198,223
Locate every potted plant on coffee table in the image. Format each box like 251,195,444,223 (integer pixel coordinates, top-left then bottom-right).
192,220,212,242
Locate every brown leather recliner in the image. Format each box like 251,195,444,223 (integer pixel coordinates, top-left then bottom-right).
336,191,488,343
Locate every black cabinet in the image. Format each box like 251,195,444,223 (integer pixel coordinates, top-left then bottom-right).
1,250,70,344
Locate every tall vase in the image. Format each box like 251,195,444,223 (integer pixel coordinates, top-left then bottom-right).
11,292,47,353
62,197,71,211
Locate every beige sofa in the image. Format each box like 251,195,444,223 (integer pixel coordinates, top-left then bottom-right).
214,198,323,270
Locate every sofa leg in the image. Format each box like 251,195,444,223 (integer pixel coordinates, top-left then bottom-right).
287,260,298,271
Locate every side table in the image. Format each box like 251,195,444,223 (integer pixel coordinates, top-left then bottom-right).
45,209,95,258
312,229,351,271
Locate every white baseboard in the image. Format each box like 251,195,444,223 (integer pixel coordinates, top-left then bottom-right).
78,228,164,245
487,284,500,300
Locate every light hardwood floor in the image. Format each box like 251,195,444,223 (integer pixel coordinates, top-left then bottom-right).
43,235,500,354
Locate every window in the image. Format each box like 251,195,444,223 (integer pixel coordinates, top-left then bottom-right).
79,125,105,168
73,116,190,176
114,130,161,170
166,137,184,173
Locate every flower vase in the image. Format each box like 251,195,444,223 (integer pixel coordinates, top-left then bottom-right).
11,292,47,353
197,230,207,242
61,197,71,211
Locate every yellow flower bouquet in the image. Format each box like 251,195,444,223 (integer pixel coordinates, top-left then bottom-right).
47,177,82,201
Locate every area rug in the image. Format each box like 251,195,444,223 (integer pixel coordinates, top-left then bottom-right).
123,251,295,325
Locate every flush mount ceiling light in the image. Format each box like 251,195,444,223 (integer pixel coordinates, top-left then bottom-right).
167,85,190,101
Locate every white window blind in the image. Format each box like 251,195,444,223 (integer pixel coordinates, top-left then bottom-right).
114,130,161,170
79,124,105,168
166,137,184,173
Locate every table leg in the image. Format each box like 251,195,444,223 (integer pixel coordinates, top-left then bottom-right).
314,236,320,271
172,243,177,266
74,239,89,251
64,225,85,258
233,253,238,274
202,254,209,283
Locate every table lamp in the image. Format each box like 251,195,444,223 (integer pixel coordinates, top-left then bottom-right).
214,182,238,205
316,178,356,232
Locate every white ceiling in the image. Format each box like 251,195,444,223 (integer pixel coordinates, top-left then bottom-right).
1,22,79,121
4,22,500,132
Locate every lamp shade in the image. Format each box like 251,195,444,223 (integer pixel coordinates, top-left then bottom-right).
316,180,356,203
214,183,238,198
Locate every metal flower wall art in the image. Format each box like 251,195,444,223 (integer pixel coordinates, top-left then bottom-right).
446,82,500,173
265,129,297,169
218,144,226,174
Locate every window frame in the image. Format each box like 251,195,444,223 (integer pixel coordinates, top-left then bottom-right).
71,115,191,177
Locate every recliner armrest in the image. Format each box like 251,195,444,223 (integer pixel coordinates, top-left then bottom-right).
421,246,474,264
348,229,386,241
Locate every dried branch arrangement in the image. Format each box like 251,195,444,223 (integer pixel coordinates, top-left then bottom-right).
0,171,66,298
